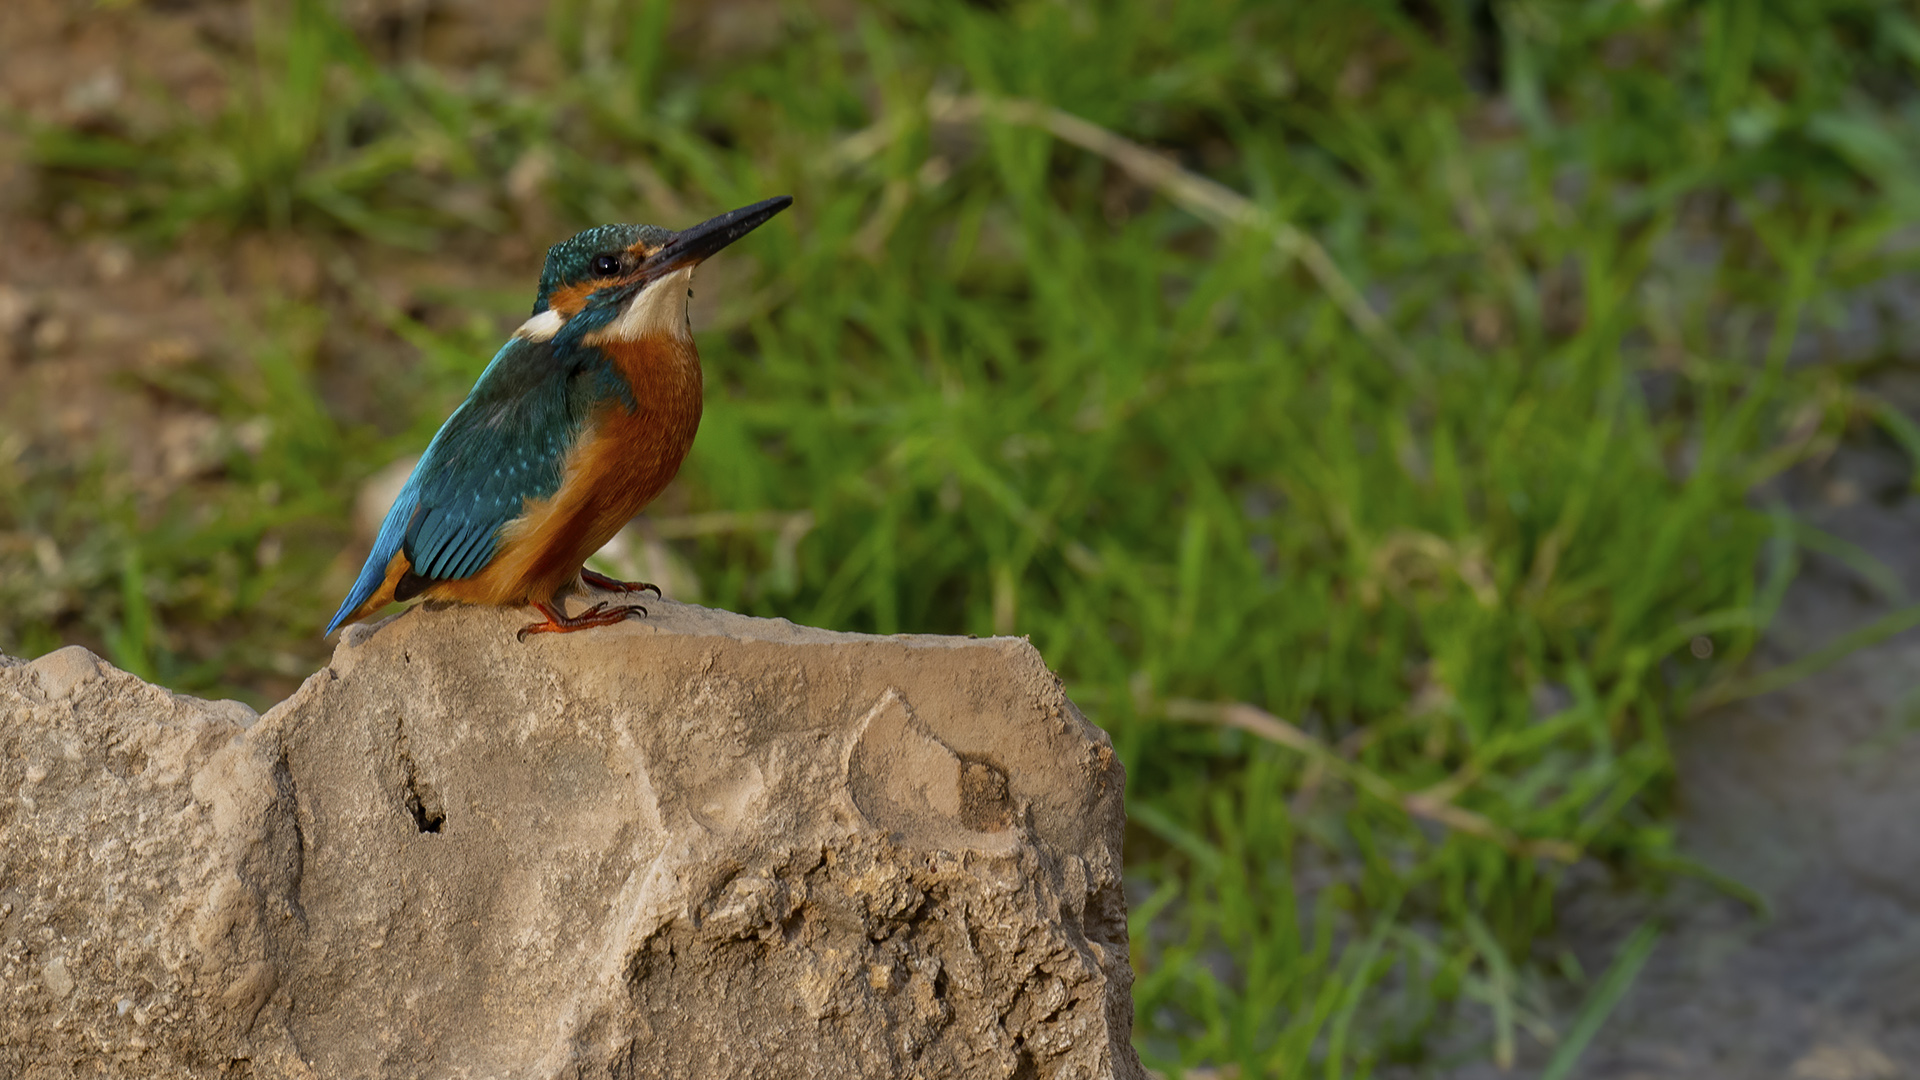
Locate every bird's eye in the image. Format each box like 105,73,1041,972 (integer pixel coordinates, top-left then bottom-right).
591,253,622,276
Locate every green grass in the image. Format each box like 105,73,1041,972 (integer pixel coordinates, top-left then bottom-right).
10,0,1920,1073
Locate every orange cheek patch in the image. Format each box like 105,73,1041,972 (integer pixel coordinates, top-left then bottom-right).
547,281,601,317
548,283,589,317
549,272,650,318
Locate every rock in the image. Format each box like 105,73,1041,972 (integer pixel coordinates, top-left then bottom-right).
1,603,1141,1079
0,647,284,1074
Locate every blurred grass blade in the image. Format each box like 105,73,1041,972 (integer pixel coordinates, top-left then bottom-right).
1695,601,1920,712
1463,914,1517,1070
1541,925,1662,1080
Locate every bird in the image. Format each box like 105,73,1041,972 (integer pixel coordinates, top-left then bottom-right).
326,195,792,641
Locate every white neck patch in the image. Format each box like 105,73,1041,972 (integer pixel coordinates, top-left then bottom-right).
512,308,566,342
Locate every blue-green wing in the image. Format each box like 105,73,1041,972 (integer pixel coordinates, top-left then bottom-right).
326,336,581,632
405,335,587,581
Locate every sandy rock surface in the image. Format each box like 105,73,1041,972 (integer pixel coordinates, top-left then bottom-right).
1,602,1141,1080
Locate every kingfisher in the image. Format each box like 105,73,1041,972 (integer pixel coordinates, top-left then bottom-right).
326,196,792,641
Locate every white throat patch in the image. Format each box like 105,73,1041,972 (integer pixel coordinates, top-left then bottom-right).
594,267,695,345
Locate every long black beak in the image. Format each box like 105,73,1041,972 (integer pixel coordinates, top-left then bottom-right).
645,195,792,280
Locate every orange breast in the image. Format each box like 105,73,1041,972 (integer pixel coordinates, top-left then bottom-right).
427,335,704,608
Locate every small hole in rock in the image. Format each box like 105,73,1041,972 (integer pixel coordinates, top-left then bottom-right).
400,751,445,834
1009,1042,1040,1080
957,756,1012,832
780,909,806,942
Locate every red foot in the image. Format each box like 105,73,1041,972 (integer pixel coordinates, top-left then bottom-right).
581,567,663,599
516,599,647,642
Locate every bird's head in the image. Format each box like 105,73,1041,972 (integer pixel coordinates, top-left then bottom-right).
518,195,792,347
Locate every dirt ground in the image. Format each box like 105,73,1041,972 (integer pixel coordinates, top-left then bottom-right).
0,0,556,490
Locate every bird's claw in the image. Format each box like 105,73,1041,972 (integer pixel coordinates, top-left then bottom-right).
516,599,648,641
581,567,663,599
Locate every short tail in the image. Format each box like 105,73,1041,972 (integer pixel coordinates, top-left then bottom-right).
326,485,420,636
